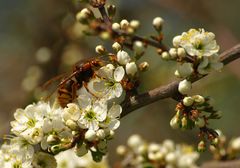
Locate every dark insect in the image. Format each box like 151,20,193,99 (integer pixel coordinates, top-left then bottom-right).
43,55,116,108
57,58,105,108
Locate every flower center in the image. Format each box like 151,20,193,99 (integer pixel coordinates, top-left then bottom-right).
85,110,96,120
27,119,36,127
105,81,115,87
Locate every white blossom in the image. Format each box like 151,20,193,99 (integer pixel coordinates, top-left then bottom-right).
77,97,107,131
197,54,223,75
0,137,34,168
175,63,194,78
100,104,122,131
175,28,219,57
92,64,125,100
10,102,50,144
41,117,72,150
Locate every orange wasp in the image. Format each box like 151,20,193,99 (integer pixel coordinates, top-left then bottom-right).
44,56,115,108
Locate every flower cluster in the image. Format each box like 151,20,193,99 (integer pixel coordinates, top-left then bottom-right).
170,95,221,150
161,29,223,95
209,130,240,160
116,134,200,168
158,28,223,147
55,149,109,168
0,41,147,167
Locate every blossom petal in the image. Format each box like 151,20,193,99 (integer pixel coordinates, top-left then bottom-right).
114,66,125,82
108,119,120,130
108,104,122,118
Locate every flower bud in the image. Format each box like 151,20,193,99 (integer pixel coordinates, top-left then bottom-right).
100,31,110,40
116,145,127,156
47,135,59,145
178,79,192,95
75,143,88,157
181,117,188,128
192,95,205,104
109,130,115,138
95,45,106,54
175,63,193,78
120,19,129,29
169,48,177,59
96,129,106,139
127,134,144,149
148,151,163,161
166,152,177,164
163,139,175,152
198,141,206,152
112,23,120,31
89,0,106,8
112,42,122,52
177,48,186,58
137,144,148,154
152,17,164,31
139,62,149,72
133,41,145,55
117,50,131,65
195,118,205,128
183,96,194,106
170,115,179,129
230,137,240,151
126,62,138,76
76,8,94,23
107,5,116,18
97,140,108,153
66,119,78,130
130,20,140,30
161,51,171,60
85,130,97,141
172,35,182,47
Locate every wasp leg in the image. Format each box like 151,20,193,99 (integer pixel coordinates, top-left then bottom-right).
83,81,99,98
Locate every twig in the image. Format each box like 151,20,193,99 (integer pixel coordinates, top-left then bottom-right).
121,44,240,118
97,6,168,51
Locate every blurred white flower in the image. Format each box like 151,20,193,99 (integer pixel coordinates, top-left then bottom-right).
0,137,34,168
55,149,109,168
32,152,57,168
230,137,240,151
176,29,219,57
10,102,51,144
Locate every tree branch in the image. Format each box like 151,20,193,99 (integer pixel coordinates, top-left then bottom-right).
121,44,240,118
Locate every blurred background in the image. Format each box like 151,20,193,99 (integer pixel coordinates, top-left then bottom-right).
0,0,240,165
